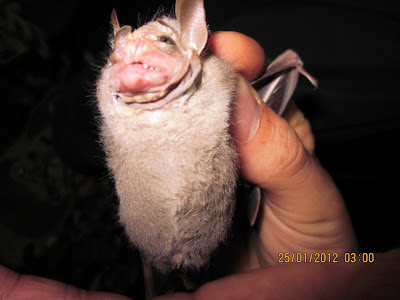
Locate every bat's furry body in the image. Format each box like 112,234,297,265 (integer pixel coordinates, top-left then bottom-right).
97,14,238,271
96,0,317,275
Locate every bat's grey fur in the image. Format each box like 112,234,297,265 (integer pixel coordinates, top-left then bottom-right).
97,12,238,271
96,0,317,274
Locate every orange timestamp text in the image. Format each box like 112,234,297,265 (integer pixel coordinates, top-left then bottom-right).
278,252,375,263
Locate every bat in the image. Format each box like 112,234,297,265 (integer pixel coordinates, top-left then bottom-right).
96,0,317,296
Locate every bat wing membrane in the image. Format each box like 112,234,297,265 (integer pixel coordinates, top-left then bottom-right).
256,68,299,116
251,49,318,116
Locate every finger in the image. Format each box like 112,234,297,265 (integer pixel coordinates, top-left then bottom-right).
208,31,268,81
0,265,131,300
282,101,315,154
209,32,314,154
232,77,310,188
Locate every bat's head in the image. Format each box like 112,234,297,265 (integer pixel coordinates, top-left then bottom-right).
106,0,208,106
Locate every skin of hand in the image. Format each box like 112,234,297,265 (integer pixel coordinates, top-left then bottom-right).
0,31,399,300
209,31,359,270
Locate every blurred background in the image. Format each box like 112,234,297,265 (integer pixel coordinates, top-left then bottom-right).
1,0,399,298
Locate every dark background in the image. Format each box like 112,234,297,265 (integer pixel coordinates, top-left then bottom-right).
1,0,399,298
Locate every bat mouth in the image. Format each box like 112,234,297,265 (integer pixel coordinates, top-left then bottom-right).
108,63,171,101
107,51,187,104
137,62,160,71
126,60,163,72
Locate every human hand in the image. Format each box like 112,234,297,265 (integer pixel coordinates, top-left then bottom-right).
0,265,131,300
209,31,358,270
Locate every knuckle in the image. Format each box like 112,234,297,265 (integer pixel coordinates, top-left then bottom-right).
266,119,310,178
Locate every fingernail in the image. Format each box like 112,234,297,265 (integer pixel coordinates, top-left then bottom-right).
247,186,261,226
232,76,262,143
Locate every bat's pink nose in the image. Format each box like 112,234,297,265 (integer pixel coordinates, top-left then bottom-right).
111,37,160,65
111,38,138,64
123,38,145,62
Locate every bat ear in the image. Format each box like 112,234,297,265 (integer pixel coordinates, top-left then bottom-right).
175,0,208,55
111,9,120,36
110,9,133,48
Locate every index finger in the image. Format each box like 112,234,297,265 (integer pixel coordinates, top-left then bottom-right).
208,31,268,81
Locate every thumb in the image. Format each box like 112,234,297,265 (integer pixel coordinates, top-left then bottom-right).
232,76,312,191
231,77,358,260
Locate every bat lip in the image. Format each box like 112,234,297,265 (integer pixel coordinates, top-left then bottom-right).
106,59,198,108
111,89,170,105
109,65,197,110
107,61,176,101
109,55,167,75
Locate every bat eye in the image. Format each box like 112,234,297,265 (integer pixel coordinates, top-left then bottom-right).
158,35,175,45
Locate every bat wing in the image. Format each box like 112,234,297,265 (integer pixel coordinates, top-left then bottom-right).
251,49,318,116
255,69,299,116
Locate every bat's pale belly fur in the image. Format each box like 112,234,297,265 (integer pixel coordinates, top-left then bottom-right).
98,54,238,271
97,0,317,275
